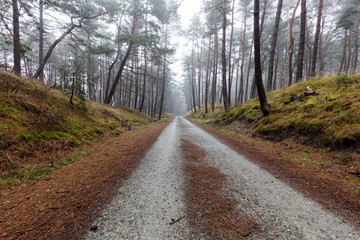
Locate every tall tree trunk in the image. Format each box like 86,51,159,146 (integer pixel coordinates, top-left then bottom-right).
245,36,254,101
104,43,133,104
158,24,168,120
134,53,139,109
12,0,21,76
211,15,219,112
273,42,280,90
311,0,323,77
139,13,148,112
266,0,283,92
198,42,202,111
221,0,230,111
239,6,247,104
287,0,300,86
227,0,235,105
319,16,325,77
305,20,312,79
191,43,197,112
346,29,352,74
340,28,348,74
295,0,306,82
254,0,270,116
205,32,211,113
352,4,360,74
39,0,44,82
104,14,136,104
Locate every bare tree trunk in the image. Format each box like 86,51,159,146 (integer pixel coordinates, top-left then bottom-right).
198,41,202,111
287,0,300,86
305,20,312,79
254,0,270,116
34,24,80,79
245,36,254,101
39,0,44,82
222,0,229,111
311,0,323,77
266,0,283,92
191,43,197,112
340,28,348,74
346,29,352,74
12,0,21,76
295,0,307,82
211,15,219,112
140,13,148,112
239,6,247,104
352,4,360,74
158,24,168,120
205,33,211,113
227,0,235,105
319,16,325,76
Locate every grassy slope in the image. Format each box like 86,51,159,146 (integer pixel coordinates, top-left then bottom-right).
0,70,153,187
190,75,360,149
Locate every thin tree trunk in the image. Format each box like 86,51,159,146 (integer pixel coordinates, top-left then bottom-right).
12,0,21,76
34,24,80,79
139,13,148,112
346,29,352,74
227,0,235,105
239,6,247,104
266,0,283,92
211,15,219,112
198,41,202,111
254,0,270,116
222,0,229,111
295,0,307,82
245,36,254,101
305,19,312,79
311,0,323,77
39,0,44,82
287,0,300,86
340,28,348,74
158,24,168,120
352,4,360,74
319,16,325,76
205,33,211,113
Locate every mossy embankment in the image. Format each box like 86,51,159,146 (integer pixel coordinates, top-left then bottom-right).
0,70,154,188
188,75,360,188
189,74,360,150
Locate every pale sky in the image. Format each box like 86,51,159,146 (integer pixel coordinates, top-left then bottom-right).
171,0,202,83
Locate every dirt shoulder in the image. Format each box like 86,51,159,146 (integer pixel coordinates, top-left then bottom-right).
0,120,171,240
190,120,360,232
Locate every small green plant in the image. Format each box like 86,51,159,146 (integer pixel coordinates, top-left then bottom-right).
335,74,358,87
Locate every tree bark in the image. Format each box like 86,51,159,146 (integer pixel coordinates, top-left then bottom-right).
311,0,323,77
12,0,21,76
254,0,270,116
239,6,247,104
287,0,300,86
227,0,235,105
295,0,306,82
221,0,229,111
139,13,148,112
39,0,44,82
266,0,283,92
205,32,211,113
158,24,168,120
352,4,360,74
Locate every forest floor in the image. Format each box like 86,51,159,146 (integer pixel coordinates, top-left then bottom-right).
1,116,359,239
0,120,171,239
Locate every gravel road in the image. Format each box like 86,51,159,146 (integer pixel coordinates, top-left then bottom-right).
87,116,359,239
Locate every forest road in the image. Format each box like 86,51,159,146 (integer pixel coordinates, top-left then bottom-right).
86,116,359,240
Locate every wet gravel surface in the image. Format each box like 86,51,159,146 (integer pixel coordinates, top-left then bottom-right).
87,116,359,239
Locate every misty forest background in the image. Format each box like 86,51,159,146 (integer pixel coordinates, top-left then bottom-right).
1,0,359,116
